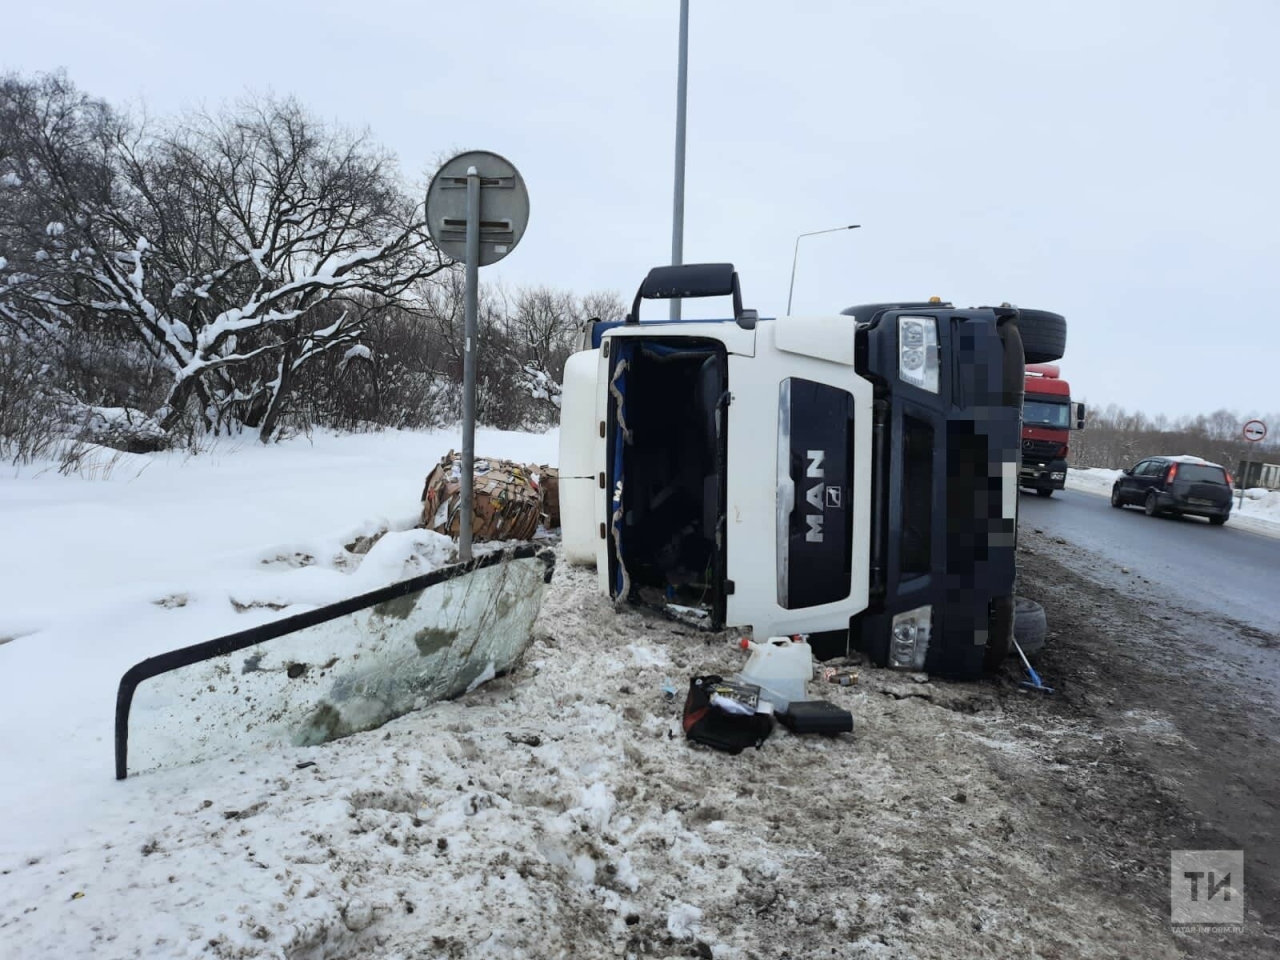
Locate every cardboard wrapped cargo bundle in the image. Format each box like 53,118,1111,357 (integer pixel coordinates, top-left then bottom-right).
528,464,560,528
420,451,545,542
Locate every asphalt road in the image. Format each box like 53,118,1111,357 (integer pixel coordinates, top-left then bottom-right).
1020,535,1280,941
1019,493,1280,938
1019,486,1280,637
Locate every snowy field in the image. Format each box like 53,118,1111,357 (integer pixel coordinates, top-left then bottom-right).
1066,466,1280,538
0,428,557,858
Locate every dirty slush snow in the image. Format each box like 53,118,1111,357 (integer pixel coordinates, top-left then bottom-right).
3,555,1197,959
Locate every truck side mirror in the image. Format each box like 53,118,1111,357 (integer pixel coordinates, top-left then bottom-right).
1072,401,1086,430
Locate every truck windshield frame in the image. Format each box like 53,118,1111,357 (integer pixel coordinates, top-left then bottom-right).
1023,398,1070,428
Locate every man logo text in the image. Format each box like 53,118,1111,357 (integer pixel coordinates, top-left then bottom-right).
805,450,825,542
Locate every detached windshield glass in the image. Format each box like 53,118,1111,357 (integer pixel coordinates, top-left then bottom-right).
1023,400,1070,428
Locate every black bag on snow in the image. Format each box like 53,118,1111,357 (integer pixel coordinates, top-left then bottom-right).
681,675,774,755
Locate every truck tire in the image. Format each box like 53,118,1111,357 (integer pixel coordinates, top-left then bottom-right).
1013,597,1048,657
985,595,1014,671
1015,309,1067,364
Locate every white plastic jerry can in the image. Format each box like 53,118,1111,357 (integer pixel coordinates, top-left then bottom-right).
736,635,814,710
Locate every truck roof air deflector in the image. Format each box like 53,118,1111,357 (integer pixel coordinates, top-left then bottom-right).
627,263,753,328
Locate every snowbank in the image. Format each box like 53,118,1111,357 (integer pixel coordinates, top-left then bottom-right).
1066,467,1280,538
0,427,557,855
0,563,1182,959
1063,466,1122,498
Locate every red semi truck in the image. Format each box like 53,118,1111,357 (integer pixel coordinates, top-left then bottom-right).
1018,363,1085,497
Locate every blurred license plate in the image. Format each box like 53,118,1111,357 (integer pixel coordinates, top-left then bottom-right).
1189,498,1213,506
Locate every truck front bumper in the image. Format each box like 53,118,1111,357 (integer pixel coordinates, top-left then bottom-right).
1019,458,1067,490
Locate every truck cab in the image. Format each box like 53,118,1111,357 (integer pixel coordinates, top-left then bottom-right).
558,263,1065,679
1019,363,1085,497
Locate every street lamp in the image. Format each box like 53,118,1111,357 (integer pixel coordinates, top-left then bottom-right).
670,0,690,320
787,224,860,315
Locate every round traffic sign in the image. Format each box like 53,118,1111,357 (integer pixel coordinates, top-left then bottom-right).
1243,419,1267,442
425,151,529,266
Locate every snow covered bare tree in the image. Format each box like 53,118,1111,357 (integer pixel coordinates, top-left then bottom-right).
0,74,446,442
2,71,630,447
509,286,624,416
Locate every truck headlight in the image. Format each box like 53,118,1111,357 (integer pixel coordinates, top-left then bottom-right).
898,317,939,394
890,605,932,670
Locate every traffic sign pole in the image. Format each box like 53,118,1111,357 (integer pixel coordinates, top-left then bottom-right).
425,151,530,562
460,167,481,561
1239,419,1267,510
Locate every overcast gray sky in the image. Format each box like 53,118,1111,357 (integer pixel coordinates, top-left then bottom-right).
7,0,1279,420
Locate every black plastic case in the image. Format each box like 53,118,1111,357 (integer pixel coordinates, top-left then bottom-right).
779,700,854,735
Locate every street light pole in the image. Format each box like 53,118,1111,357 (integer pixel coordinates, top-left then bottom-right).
670,0,689,320
786,224,860,315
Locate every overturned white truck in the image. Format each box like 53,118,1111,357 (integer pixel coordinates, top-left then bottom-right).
558,263,1066,679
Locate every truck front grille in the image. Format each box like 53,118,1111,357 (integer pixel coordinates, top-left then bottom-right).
1022,438,1062,460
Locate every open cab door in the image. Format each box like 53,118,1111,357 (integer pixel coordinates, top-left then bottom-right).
599,264,755,627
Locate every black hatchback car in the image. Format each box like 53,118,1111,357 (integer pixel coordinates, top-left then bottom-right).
1110,456,1233,524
